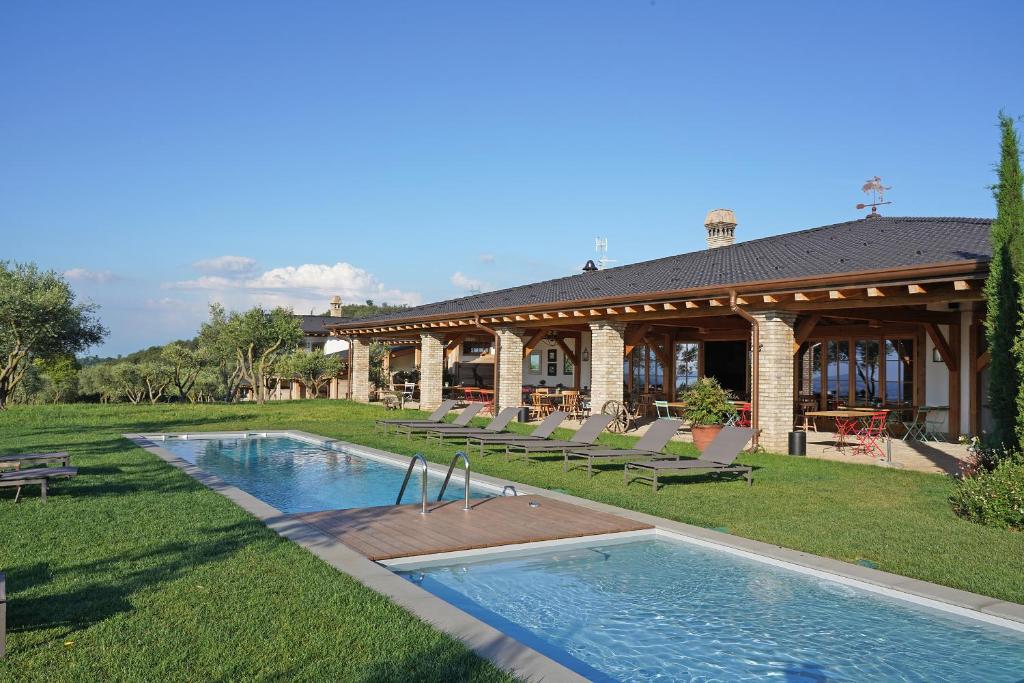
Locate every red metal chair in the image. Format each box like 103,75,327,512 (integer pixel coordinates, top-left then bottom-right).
853,411,888,458
736,403,752,428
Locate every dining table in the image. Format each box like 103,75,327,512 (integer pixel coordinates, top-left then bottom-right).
804,410,875,452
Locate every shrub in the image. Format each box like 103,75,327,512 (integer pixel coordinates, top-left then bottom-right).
681,377,737,426
950,452,1024,530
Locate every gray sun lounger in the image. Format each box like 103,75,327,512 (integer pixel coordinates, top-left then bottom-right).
624,426,755,491
565,418,682,476
464,411,568,456
422,407,520,442
375,400,457,434
0,466,78,503
502,413,614,463
395,402,485,438
0,451,71,470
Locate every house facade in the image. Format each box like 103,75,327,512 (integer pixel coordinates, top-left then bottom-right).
330,212,992,452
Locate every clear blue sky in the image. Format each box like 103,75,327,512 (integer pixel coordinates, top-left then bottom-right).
2,1,1022,355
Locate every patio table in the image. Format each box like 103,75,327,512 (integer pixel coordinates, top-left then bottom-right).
805,410,873,452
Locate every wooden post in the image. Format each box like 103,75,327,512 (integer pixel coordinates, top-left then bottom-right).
968,312,980,435
948,322,961,440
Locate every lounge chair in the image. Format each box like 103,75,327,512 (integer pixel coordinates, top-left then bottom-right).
421,407,520,442
374,400,457,434
394,402,485,438
0,451,71,470
464,411,569,456
564,418,682,476
0,466,78,503
624,426,755,492
502,413,614,463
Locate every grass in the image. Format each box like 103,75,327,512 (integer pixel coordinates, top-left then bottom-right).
2,401,1023,680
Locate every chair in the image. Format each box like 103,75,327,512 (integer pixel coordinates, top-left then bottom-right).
422,407,520,442
653,400,672,420
624,427,755,492
901,407,928,441
564,418,682,476
529,391,551,420
0,466,78,503
466,411,569,456
561,390,582,420
401,382,416,402
853,411,888,458
374,399,457,434
502,413,614,463
394,402,485,438
923,408,949,442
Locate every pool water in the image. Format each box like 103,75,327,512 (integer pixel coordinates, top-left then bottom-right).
159,436,490,513
402,538,1024,682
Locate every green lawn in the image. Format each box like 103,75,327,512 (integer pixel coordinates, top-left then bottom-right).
2,401,1023,680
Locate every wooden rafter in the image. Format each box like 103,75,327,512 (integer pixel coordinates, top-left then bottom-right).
522,329,547,359
554,337,579,366
794,314,821,347
925,323,958,371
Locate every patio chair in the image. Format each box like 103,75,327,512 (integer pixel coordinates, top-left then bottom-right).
0,466,78,503
653,400,673,419
465,411,569,456
923,408,948,442
0,451,71,471
624,427,755,492
564,418,682,476
374,399,457,434
421,407,519,442
852,411,888,458
528,391,550,420
560,390,583,420
394,402,486,438
503,413,614,463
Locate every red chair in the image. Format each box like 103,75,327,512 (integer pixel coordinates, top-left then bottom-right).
736,403,752,428
853,411,888,458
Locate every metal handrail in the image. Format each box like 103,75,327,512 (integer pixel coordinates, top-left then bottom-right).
502,485,518,497
396,453,429,514
437,450,471,510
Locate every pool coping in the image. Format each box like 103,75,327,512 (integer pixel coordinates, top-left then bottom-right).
126,430,1024,678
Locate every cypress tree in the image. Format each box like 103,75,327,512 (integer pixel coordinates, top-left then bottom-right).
984,112,1024,450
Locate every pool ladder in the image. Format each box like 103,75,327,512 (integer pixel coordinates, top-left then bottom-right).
396,451,472,514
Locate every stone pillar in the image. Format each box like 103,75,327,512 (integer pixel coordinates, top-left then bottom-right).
589,321,626,414
350,337,371,403
419,332,445,410
753,311,796,453
495,327,524,413
329,378,339,400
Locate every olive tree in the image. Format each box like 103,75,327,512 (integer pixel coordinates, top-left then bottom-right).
282,348,343,398
162,342,205,401
225,306,303,404
0,262,106,408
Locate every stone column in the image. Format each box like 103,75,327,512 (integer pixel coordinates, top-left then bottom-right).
350,337,371,403
495,327,524,414
589,321,626,414
419,332,445,410
753,311,796,453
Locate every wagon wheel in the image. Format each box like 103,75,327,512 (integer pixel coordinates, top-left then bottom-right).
601,400,631,433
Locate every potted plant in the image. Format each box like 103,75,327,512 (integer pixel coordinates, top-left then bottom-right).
680,377,737,452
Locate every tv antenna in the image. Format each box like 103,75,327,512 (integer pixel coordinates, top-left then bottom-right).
856,176,892,218
594,237,615,269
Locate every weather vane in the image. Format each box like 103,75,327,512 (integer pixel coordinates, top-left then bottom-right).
856,176,892,218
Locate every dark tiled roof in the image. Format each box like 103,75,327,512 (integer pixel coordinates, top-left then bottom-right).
340,216,991,325
297,314,338,334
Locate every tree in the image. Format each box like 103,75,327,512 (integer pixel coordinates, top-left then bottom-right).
138,360,173,404
112,362,146,404
37,355,79,403
369,342,390,390
282,349,343,398
198,304,244,401
0,262,106,408
985,112,1024,450
79,362,118,403
162,342,204,401
225,306,303,404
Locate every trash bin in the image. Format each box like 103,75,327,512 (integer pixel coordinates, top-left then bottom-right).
788,430,806,456
517,406,531,423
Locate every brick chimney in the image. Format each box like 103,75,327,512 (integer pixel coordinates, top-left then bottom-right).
705,209,737,248
329,295,343,317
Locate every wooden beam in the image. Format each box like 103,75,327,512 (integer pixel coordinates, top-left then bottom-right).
522,329,547,359
793,292,811,301
684,301,699,309
866,287,885,298
822,306,960,326
663,302,678,311
908,284,927,295
643,335,672,368
976,350,990,372
949,322,962,439
554,337,579,366
794,314,821,348
926,323,958,371
828,290,846,300
624,323,653,355
953,280,972,291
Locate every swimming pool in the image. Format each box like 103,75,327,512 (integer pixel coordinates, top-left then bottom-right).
157,435,493,513
398,535,1024,682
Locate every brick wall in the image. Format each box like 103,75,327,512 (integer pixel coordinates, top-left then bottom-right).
589,321,625,414
754,311,796,453
495,327,524,413
419,332,445,410
350,337,371,403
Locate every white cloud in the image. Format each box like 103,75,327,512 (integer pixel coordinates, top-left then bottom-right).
451,271,488,293
478,253,496,265
192,255,258,274
64,268,118,284
166,260,421,312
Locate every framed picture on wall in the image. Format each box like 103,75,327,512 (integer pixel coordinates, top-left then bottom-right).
546,362,557,376
563,355,573,375
527,352,541,375
547,349,557,362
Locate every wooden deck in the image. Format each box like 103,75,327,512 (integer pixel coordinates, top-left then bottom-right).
289,495,652,561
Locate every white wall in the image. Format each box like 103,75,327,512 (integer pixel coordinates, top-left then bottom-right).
523,339,577,388
922,306,975,434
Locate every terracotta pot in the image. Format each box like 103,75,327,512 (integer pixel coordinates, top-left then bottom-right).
691,424,724,453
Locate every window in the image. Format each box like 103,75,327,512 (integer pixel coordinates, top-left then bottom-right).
827,340,850,407
462,341,491,356
854,339,881,406
884,339,914,405
675,342,699,393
